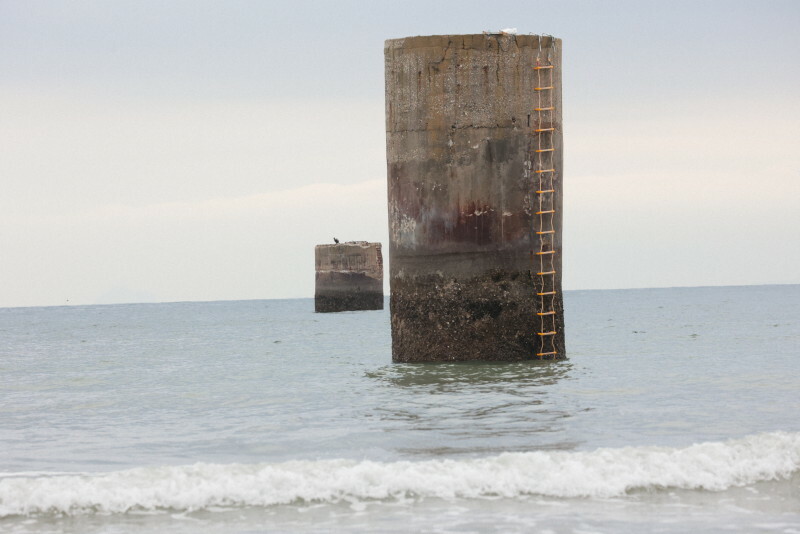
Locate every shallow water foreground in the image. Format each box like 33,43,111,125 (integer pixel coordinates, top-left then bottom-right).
1,285,798,532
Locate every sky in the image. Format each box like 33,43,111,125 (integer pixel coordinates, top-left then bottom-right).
1,0,798,308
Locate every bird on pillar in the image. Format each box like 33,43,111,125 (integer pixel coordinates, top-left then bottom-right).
333,237,339,244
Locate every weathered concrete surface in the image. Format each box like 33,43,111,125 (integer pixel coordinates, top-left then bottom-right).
385,33,565,361
315,242,384,312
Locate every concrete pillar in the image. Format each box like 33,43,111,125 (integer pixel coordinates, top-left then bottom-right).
385,33,565,361
315,241,384,312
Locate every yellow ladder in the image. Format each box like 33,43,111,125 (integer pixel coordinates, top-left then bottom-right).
532,36,558,359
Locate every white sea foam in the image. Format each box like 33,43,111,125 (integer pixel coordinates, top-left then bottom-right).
1,432,798,517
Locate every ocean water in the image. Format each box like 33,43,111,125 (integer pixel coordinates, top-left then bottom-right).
0,284,798,533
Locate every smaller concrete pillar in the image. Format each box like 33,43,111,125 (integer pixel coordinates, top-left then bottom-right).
315,241,384,312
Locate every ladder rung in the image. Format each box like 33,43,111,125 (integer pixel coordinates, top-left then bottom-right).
536,230,555,235
534,148,555,152
536,351,559,356
534,107,555,111
537,331,557,336
537,291,557,295
536,311,556,316
536,189,555,194
536,270,556,276
535,128,555,132
534,86,554,91
535,250,555,255
536,210,555,215
533,65,554,70
534,169,555,174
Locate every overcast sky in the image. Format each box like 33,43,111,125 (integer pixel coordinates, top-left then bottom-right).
1,0,798,308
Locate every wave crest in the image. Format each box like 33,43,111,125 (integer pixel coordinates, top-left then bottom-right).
2,432,798,517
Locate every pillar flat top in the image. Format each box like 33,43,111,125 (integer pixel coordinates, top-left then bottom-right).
315,241,381,250
385,34,560,51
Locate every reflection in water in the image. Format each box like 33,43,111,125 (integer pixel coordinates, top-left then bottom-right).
367,360,572,390
365,361,581,457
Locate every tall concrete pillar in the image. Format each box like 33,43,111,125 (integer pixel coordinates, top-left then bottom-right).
315,241,384,312
385,34,565,362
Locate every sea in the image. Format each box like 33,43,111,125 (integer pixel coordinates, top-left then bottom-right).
1,284,798,533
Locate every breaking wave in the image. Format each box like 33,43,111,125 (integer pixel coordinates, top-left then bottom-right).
1,432,798,517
